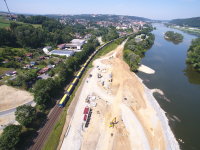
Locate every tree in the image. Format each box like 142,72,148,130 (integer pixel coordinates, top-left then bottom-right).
186,38,200,71
34,90,50,106
14,24,46,48
124,49,141,71
102,28,119,42
0,125,22,150
0,28,17,47
15,105,36,126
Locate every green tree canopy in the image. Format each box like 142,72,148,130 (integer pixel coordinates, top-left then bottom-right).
0,125,22,150
186,38,200,71
15,105,36,126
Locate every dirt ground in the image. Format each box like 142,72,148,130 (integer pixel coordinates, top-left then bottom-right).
0,85,33,112
60,41,179,150
0,112,18,134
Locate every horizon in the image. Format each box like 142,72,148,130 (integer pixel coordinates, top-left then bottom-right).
0,0,200,20
1,11,200,21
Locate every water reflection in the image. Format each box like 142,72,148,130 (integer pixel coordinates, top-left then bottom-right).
184,65,200,85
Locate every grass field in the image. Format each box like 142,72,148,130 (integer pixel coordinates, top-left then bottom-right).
0,16,42,28
0,16,10,28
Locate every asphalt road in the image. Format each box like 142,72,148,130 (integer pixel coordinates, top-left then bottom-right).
0,101,35,116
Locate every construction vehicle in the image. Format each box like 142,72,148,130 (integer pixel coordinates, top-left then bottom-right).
109,117,118,128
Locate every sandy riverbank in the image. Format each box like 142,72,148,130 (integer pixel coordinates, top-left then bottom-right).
60,41,180,150
138,64,155,74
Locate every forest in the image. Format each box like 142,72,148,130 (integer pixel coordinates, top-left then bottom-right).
170,17,200,28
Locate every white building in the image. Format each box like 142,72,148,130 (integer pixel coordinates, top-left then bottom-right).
43,46,52,55
49,50,75,57
65,39,85,50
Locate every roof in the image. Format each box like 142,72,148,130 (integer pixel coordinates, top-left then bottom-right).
71,39,85,44
65,43,82,47
25,53,33,57
50,50,75,55
44,46,52,49
5,70,17,75
57,43,66,48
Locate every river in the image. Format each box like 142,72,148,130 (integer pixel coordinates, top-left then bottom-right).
137,23,200,150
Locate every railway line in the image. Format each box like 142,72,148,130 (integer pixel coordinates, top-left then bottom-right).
29,106,62,150
29,36,128,150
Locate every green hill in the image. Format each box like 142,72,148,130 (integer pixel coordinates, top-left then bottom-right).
170,17,200,28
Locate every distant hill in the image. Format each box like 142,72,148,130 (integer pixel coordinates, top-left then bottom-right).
170,17,200,28
46,14,150,22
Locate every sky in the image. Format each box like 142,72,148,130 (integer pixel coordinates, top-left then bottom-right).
0,0,199,20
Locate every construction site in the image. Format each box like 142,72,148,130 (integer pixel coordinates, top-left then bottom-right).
60,41,180,150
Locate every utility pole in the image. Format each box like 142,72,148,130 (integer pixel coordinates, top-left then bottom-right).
4,0,12,19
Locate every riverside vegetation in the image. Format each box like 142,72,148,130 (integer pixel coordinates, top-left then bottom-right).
123,25,155,71
186,38,200,72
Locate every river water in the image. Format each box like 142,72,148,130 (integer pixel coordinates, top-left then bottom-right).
137,23,200,150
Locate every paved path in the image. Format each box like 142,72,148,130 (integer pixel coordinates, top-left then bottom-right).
0,101,35,116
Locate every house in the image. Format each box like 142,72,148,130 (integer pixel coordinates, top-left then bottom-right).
43,46,52,55
57,43,66,49
39,56,45,60
25,53,33,58
23,64,31,69
49,50,75,57
38,67,49,74
38,74,50,80
135,34,146,43
30,61,37,66
47,64,55,69
84,34,92,40
14,56,22,62
5,70,17,76
65,39,85,50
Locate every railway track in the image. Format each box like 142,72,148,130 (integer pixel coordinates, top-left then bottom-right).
29,106,62,150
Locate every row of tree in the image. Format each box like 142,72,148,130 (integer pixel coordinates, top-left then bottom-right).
123,27,155,71
186,38,200,72
17,15,50,24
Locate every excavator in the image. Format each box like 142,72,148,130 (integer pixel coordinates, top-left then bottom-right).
109,117,118,128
